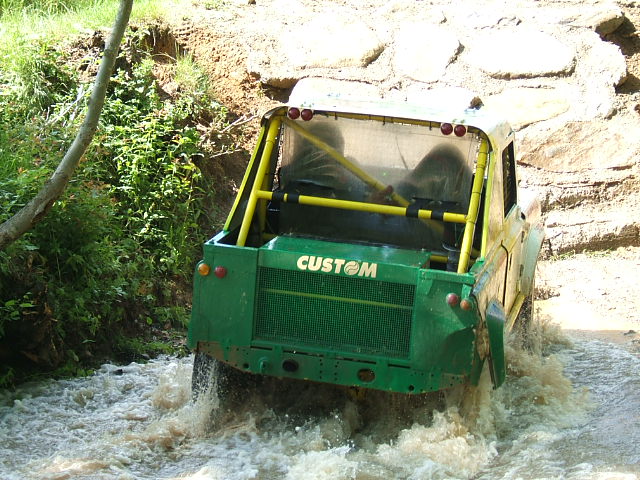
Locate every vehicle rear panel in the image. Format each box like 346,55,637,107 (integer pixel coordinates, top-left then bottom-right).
189,233,481,393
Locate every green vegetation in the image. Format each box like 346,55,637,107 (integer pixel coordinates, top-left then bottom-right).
0,0,165,38
0,2,240,386
203,0,226,9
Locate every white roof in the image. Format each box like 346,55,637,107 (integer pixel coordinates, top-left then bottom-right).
286,79,514,149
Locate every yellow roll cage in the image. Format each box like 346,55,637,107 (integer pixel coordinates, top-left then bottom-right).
233,111,489,273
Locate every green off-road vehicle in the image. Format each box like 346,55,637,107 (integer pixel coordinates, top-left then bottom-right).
188,82,543,401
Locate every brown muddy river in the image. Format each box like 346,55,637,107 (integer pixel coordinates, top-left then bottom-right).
1,329,638,480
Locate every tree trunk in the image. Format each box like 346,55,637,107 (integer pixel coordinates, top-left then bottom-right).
0,0,134,250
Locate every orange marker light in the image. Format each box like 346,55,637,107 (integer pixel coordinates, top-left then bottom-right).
197,263,211,276
460,298,473,311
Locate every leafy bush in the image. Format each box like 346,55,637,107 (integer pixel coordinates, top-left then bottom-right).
89,57,208,276
0,31,228,385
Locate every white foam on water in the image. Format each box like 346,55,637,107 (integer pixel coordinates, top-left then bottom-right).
285,446,357,480
0,324,638,480
373,408,498,479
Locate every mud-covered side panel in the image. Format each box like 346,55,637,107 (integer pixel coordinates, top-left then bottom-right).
413,270,478,377
486,300,506,388
188,237,258,350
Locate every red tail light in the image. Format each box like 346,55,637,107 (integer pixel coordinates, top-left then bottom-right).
454,125,467,137
446,293,460,306
288,107,300,119
214,266,228,278
440,123,453,135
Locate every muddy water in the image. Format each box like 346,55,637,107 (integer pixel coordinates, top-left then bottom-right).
1,330,638,480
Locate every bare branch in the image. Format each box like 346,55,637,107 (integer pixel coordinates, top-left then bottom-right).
0,0,134,250
219,114,257,133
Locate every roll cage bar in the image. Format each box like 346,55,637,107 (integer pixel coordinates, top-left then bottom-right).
233,111,490,274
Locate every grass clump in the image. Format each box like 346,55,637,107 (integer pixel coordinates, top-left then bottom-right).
0,0,169,80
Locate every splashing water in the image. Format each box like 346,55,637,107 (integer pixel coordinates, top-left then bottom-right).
0,325,638,480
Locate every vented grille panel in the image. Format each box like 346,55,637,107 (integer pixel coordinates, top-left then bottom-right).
255,267,415,358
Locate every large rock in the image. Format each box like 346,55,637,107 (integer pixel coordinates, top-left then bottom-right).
518,112,640,254
247,14,384,88
465,29,576,79
519,117,639,172
578,33,628,88
568,3,626,35
393,24,460,83
561,34,626,119
483,87,571,129
544,203,640,255
283,17,383,70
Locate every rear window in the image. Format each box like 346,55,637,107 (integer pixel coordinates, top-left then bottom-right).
274,114,481,251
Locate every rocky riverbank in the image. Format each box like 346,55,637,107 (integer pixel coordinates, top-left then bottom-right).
159,0,639,257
